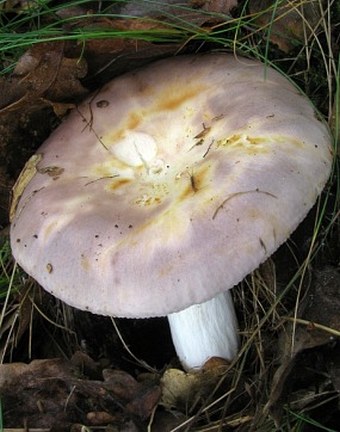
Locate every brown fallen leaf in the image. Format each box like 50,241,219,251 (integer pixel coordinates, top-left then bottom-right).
86,410,117,425
62,0,238,83
249,0,321,53
0,76,27,111
126,385,162,420
161,358,232,411
70,350,102,380
103,368,162,420
0,357,161,428
1,42,88,113
103,368,141,400
150,410,188,432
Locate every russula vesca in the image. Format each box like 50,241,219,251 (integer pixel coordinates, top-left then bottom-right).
10,53,333,371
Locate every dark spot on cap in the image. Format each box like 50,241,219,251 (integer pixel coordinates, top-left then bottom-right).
96,100,109,108
38,166,64,177
259,238,267,253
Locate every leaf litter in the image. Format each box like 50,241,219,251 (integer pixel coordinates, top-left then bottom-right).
265,267,340,425
0,353,161,429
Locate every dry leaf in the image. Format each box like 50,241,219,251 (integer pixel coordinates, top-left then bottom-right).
0,357,161,428
161,368,201,409
161,359,231,410
103,368,141,400
62,0,238,82
126,385,162,419
249,0,321,53
86,410,117,425
150,410,187,432
9,154,42,222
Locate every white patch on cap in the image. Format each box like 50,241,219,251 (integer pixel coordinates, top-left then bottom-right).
111,131,158,167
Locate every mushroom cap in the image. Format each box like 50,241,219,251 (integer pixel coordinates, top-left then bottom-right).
10,53,333,318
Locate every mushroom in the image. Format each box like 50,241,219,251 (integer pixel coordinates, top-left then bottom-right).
10,54,333,371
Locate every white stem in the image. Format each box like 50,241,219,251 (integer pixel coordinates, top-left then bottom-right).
167,291,239,371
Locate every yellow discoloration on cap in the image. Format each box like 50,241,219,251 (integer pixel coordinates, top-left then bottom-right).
91,158,134,189
135,182,169,207
107,178,133,191
93,157,130,175
154,83,206,112
216,134,305,154
102,83,206,149
101,85,207,148
127,111,143,130
103,111,146,146
177,163,212,202
81,255,90,271
216,134,268,154
127,205,191,250
247,208,263,220
43,221,59,240
135,195,162,206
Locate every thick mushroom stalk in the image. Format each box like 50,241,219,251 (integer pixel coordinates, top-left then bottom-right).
168,291,239,371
